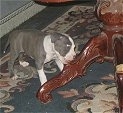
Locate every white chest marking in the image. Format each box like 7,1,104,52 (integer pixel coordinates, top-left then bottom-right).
43,35,57,63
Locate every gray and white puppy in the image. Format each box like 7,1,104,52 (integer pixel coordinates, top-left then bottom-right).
4,29,76,85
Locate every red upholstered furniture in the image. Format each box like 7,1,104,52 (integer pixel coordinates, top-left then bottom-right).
35,0,123,112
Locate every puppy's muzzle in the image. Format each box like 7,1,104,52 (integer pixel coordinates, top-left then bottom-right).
64,51,76,63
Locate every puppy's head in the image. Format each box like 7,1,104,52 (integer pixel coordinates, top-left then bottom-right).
51,32,76,64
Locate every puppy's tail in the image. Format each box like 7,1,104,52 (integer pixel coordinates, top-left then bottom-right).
3,38,10,54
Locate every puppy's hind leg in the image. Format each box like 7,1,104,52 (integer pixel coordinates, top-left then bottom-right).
8,52,18,79
19,53,29,67
35,60,47,86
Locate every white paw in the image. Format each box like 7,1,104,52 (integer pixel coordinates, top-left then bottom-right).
37,69,47,86
41,79,47,86
19,61,29,67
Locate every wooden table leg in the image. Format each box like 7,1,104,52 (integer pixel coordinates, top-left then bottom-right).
116,73,123,113
113,36,123,113
37,35,107,103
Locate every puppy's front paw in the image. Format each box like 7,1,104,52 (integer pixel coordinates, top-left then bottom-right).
19,61,29,67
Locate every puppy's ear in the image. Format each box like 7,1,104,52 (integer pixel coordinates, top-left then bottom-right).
50,32,62,43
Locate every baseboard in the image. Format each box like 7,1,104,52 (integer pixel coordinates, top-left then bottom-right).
0,1,46,38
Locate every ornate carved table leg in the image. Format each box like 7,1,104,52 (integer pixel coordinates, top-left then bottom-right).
113,37,123,113
37,35,108,103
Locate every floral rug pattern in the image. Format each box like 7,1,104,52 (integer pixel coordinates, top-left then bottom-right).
71,83,118,113
0,6,118,113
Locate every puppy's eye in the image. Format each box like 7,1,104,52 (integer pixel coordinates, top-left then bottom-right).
60,36,63,39
67,44,71,47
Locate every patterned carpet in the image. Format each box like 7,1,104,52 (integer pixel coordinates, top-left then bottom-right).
0,5,119,113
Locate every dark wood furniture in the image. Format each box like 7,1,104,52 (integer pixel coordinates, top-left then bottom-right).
36,0,123,112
